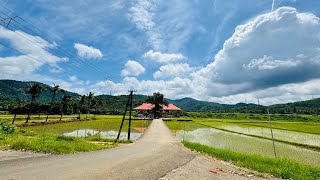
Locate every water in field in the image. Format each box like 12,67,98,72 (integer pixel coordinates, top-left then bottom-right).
64,129,142,140
217,125,320,147
177,128,320,167
21,118,150,141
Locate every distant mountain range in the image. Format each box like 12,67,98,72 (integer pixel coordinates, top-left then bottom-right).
0,79,319,114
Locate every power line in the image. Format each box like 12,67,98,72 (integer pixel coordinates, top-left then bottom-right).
0,8,113,81
0,41,89,81
0,23,108,81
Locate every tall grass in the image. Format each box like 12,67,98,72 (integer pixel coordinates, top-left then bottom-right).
183,141,320,180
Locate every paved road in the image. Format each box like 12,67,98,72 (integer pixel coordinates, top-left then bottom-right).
0,119,195,180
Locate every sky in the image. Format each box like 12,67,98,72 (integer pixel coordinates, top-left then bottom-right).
0,0,320,105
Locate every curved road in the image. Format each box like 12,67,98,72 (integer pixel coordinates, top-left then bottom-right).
0,119,195,179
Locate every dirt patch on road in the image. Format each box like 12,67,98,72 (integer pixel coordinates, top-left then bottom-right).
134,127,146,132
160,155,278,180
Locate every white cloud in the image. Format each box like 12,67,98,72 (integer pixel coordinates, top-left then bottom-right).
74,43,103,59
153,63,193,78
143,50,186,63
0,27,67,79
194,7,320,97
128,0,155,31
69,75,78,82
90,7,320,105
204,78,320,105
244,55,301,70
68,75,84,85
121,60,146,76
128,0,163,50
91,76,193,99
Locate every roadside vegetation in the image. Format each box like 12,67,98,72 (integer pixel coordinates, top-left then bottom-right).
0,117,146,154
183,141,320,180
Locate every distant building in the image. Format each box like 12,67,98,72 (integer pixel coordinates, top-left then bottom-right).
134,103,181,118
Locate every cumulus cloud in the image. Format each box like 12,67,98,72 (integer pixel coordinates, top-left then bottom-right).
121,60,146,76
90,7,320,105
194,7,320,97
143,50,186,63
153,63,193,78
74,43,103,59
0,27,67,79
91,76,193,99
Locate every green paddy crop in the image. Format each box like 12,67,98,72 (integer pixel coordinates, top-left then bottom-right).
183,141,320,180
165,118,320,167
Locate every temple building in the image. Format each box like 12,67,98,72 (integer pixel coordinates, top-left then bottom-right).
134,103,181,118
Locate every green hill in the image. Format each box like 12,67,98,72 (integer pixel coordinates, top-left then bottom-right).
0,79,319,114
168,97,226,112
0,80,79,102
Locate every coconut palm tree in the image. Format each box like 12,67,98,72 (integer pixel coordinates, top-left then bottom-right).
147,92,168,118
45,84,60,122
12,99,24,124
86,92,94,119
60,93,71,121
78,95,86,119
93,97,103,118
25,83,43,123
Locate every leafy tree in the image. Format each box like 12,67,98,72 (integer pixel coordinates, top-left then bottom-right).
147,92,168,118
45,84,60,122
25,83,43,123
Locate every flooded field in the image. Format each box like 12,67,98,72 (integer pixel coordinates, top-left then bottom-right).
21,116,151,141
166,120,320,167
203,123,320,147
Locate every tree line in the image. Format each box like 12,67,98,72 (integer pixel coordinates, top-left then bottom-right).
10,83,103,124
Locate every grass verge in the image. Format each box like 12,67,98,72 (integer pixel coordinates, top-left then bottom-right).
183,141,320,180
0,131,115,154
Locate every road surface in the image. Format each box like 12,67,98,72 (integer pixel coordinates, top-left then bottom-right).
0,119,268,180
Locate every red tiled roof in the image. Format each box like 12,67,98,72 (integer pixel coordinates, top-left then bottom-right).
134,103,181,111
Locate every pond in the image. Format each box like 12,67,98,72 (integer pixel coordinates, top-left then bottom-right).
176,127,320,167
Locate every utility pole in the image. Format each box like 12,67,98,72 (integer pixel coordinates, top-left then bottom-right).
115,90,136,143
128,90,135,140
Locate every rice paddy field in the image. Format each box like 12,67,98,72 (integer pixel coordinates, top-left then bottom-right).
0,114,151,140
165,118,320,167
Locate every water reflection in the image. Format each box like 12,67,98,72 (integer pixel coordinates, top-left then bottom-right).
64,129,142,140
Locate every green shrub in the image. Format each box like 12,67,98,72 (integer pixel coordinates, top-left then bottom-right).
0,120,15,135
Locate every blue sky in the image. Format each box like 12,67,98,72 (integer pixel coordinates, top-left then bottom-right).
0,0,320,105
